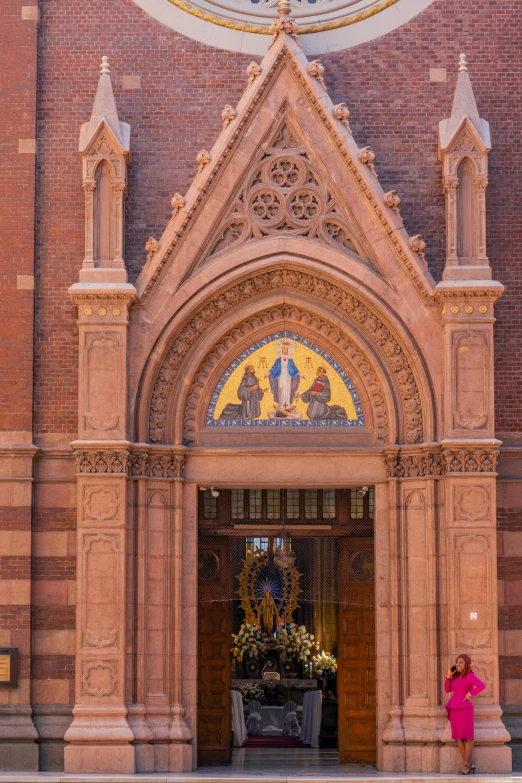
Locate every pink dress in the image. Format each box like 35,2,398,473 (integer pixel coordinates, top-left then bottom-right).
445,672,485,740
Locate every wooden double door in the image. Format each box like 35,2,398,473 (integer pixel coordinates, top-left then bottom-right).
197,536,375,765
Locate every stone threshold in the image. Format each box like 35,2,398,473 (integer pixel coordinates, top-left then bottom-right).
0,776,521,782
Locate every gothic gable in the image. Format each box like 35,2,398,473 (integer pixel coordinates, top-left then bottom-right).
136,19,435,305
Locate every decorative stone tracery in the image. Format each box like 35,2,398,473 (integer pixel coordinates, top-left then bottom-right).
203,122,362,263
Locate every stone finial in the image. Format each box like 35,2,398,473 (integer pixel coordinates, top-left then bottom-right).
359,146,376,175
196,149,210,174
246,62,261,87
277,0,291,17
222,105,236,130
308,60,326,91
333,103,352,134
145,237,159,263
385,190,401,215
171,193,185,217
100,56,110,76
458,52,468,73
268,0,300,47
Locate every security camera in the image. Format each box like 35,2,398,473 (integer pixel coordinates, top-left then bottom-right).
210,487,220,498
358,486,369,498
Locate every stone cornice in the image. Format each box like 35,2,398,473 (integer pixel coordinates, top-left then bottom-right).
72,442,499,477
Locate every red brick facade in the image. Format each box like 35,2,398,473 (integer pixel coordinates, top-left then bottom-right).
1,0,522,771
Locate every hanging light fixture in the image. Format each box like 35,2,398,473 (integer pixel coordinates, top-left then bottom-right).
274,521,295,570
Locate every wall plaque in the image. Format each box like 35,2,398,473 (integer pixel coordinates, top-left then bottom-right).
0,648,18,686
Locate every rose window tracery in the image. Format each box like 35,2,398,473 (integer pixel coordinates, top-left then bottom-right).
206,124,362,259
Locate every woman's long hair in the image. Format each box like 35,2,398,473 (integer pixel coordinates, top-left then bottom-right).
454,654,472,678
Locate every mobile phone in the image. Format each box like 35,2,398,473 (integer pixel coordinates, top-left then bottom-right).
451,665,457,673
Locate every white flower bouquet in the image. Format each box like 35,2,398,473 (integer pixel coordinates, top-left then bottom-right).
237,682,264,704
231,623,267,661
313,650,337,679
276,624,316,662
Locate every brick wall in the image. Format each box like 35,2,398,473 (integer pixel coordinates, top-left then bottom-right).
0,0,37,432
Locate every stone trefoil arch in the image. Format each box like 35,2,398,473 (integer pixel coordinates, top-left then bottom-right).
148,269,425,445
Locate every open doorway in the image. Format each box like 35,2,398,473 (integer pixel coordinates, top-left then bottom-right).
197,488,375,767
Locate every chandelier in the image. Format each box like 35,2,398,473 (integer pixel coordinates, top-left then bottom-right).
274,530,295,570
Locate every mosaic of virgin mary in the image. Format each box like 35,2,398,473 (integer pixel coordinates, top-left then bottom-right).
206,331,364,427
265,339,304,417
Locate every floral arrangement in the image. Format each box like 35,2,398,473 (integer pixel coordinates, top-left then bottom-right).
236,683,264,704
276,624,316,662
231,623,267,661
313,650,337,679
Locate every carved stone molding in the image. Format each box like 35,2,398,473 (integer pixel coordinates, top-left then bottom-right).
83,485,120,521
74,448,185,478
128,451,185,478
183,304,388,444
149,268,424,444
74,449,130,474
453,330,488,431
443,447,498,474
385,447,499,477
385,451,443,478
455,534,492,650
454,485,490,522
81,660,118,698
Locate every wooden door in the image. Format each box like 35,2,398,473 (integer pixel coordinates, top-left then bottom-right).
338,538,376,763
197,540,232,765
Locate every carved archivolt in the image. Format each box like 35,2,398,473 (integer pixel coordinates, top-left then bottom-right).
148,269,424,445
201,123,364,266
183,304,387,444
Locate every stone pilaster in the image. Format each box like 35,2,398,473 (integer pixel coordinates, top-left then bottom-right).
435,282,511,772
64,289,136,774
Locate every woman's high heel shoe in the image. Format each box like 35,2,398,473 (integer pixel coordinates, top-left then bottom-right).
458,765,474,775
469,765,476,774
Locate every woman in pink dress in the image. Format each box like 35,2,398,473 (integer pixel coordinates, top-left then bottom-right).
445,654,485,774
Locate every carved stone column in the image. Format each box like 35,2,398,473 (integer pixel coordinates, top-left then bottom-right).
435,285,511,772
127,448,192,773
64,289,136,774
383,449,447,772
